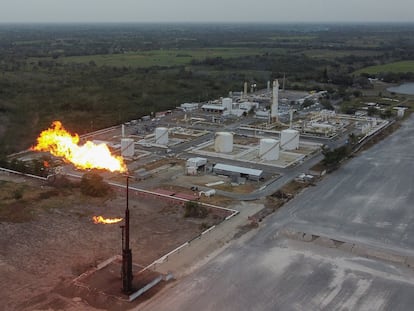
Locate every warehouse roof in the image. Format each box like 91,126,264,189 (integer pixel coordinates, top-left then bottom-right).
214,163,263,177
201,104,225,111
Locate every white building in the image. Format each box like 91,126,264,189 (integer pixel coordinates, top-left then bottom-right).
180,103,199,111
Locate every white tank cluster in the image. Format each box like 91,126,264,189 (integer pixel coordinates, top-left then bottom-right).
281,129,299,150
259,138,280,161
121,138,135,157
222,97,233,112
214,132,233,153
155,127,169,145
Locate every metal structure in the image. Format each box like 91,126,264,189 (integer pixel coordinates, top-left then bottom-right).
271,79,279,121
121,175,133,294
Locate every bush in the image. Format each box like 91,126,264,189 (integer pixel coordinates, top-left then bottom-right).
184,201,208,218
80,172,111,197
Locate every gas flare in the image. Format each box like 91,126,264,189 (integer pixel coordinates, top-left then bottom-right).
93,216,123,224
32,121,127,172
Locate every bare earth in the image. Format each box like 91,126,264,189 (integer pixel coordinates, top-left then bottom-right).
0,174,223,311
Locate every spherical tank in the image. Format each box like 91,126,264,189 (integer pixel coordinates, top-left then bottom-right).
214,132,233,153
155,127,169,145
281,129,299,150
259,138,279,161
121,138,135,157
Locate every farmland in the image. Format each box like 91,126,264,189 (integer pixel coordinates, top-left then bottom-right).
354,60,414,75
34,48,283,68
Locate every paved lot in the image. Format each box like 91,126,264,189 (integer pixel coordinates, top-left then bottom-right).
278,114,414,252
140,115,414,311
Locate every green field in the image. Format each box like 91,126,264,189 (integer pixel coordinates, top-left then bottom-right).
354,61,414,74
37,48,276,68
268,35,317,41
303,49,382,59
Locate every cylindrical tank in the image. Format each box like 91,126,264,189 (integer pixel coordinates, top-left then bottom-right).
214,132,233,153
155,127,169,145
259,138,280,161
121,138,135,157
222,97,232,111
281,129,299,150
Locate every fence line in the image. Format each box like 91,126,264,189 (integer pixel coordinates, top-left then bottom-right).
0,167,48,181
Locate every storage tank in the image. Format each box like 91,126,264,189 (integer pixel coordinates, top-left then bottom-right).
281,129,299,150
222,97,232,111
214,132,233,153
121,138,135,157
259,138,280,161
155,127,169,145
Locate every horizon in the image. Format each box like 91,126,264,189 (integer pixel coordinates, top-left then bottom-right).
1,0,413,24
1,21,414,26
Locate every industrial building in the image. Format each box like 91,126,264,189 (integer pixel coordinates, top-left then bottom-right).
186,157,207,175
213,163,263,181
180,103,199,111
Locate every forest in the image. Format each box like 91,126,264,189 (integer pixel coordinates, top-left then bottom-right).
1,22,414,154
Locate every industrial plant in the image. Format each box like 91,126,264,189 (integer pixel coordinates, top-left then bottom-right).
7,78,390,204
2,78,392,309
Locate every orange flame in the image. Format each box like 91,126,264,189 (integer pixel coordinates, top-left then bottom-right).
32,121,127,172
93,216,123,224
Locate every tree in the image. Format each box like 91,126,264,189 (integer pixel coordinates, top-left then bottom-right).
303,98,314,108
80,172,111,197
321,145,350,168
184,201,208,218
367,106,378,117
320,99,334,110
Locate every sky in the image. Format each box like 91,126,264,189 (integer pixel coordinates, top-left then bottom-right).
0,0,413,23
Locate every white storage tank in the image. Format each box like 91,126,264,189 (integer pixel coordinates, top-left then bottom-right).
397,108,405,118
259,138,280,161
155,127,169,145
222,97,232,112
121,138,135,157
281,129,299,150
214,132,233,153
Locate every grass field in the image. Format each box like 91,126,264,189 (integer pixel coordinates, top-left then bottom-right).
303,49,382,59
38,48,277,68
354,61,414,74
268,35,317,41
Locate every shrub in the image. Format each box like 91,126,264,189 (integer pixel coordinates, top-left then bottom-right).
184,201,208,218
80,172,111,197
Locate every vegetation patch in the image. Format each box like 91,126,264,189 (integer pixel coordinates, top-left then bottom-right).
183,201,208,218
35,48,274,68
354,61,414,75
80,172,112,197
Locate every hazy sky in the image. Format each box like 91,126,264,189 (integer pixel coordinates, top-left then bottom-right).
1,0,413,23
